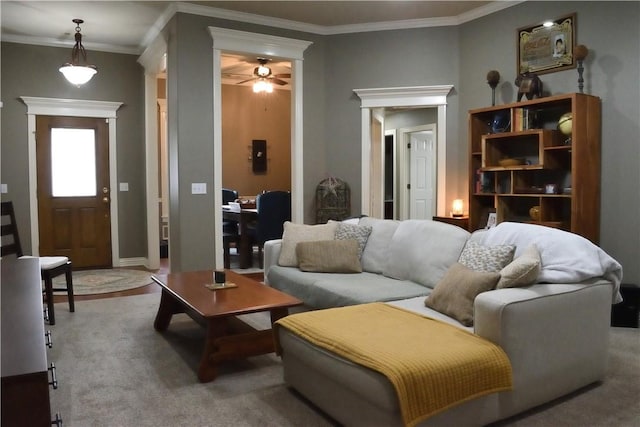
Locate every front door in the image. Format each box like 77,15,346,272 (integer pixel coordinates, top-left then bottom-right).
36,116,112,268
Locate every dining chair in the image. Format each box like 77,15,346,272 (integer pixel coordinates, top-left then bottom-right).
248,190,291,268
0,201,74,325
222,188,240,268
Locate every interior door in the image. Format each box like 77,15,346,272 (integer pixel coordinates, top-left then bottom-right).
409,130,436,220
36,116,112,268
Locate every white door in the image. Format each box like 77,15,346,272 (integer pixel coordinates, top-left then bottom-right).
409,129,436,219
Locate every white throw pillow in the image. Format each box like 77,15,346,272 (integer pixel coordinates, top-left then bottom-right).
278,221,338,267
333,221,372,258
497,244,541,288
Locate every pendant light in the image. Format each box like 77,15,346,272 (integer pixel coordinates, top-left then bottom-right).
59,19,97,86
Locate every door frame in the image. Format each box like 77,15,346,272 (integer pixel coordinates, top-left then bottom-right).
19,96,123,264
353,85,453,218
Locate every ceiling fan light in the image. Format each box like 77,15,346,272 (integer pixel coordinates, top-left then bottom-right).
60,64,97,86
253,80,273,93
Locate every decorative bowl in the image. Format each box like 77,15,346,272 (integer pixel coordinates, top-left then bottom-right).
498,158,525,167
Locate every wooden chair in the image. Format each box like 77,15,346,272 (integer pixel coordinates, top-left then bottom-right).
1,201,74,325
222,188,240,268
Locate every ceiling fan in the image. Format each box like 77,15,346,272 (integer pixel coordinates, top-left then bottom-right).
235,58,291,86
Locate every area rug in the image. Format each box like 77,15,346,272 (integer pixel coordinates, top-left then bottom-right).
53,269,153,295
47,294,640,426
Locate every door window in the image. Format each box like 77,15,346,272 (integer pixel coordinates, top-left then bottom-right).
50,128,96,197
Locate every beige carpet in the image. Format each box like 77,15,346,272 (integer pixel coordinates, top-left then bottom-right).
48,294,639,426
53,269,153,295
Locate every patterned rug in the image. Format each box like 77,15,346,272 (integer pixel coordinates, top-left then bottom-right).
53,269,153,295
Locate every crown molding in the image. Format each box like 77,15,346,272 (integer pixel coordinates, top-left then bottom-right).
1,34,140,55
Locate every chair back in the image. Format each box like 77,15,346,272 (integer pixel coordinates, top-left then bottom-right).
1,201,24,258
222,188,238,205
255,191,291,244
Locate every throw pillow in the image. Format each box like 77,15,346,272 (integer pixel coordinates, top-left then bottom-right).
278,221,338,267
425,262,500,327
497,244,541,288
333,221,372,258
296,240,362,273
458,241,515,273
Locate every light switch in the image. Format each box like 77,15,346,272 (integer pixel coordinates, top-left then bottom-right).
191,183,207,194
119,182,129,191
0,184,7,193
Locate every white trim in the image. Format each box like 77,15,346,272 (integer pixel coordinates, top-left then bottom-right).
117,257,148,267
209,27,312,268
353,85,453,217
19,96,123,265
138,35,167,270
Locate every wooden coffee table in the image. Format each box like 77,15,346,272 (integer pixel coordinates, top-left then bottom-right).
152,270,301,382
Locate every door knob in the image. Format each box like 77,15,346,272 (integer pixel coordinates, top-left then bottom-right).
103,187,109,194
103,197,109,203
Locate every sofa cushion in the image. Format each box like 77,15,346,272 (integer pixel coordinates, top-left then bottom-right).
279,221,338,267
383,220,470,289
333,221,372,258
497,244,541,288
359,217,400,274
425,262,500,327
296,240,362,273
267,265,429,309
458,241,515,273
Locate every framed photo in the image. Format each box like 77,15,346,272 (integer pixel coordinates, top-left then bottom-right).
517,14,576,75
486,212,497,229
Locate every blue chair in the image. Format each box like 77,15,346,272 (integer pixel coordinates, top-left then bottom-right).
248,191,291,268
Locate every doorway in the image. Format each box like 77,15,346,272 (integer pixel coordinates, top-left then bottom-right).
36,116,112,268
20,96,122,264
403,125,437,220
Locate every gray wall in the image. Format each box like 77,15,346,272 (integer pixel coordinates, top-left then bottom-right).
0,42,146,258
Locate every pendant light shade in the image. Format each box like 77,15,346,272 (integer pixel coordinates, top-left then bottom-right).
59,19,97,86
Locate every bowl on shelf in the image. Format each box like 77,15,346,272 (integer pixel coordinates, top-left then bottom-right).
498,158,525,167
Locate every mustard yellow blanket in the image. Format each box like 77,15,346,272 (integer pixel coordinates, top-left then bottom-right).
275,303,512,427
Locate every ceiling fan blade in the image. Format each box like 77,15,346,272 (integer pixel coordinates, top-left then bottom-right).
236,78,255,85
222,73,253,78
270,78,288,85
274,73,291,78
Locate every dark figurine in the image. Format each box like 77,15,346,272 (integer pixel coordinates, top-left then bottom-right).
515,72,543,101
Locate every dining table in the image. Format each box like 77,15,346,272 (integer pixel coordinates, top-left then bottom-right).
222,205,258,269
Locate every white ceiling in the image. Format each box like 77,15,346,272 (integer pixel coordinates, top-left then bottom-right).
1,1,517,54
1,1,519,88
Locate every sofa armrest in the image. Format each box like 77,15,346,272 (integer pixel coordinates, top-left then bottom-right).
263,239,283,284
474,282,612,413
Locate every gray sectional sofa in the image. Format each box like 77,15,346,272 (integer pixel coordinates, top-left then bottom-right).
264,218,622,426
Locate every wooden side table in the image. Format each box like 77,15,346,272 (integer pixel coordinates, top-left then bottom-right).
432,216,469,231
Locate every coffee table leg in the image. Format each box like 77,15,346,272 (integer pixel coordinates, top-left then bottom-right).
270,307,289,324
198,318,228,382
154,290,179,331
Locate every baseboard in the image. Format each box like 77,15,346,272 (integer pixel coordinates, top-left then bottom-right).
116,257,148,268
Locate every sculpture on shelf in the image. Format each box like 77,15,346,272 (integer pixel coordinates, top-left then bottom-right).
515,71,543,101
574,44,589,94
486,70,500,106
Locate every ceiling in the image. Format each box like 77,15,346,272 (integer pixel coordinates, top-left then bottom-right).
0,1,516,88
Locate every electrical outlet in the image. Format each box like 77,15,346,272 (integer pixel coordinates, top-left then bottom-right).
119,182,129,191
0,184,7,193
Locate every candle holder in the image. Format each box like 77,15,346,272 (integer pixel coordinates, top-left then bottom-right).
451,199,464,217
486,70,500,106
574,45,589,94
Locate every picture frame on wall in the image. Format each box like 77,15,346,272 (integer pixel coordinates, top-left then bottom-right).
517,13,576,75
